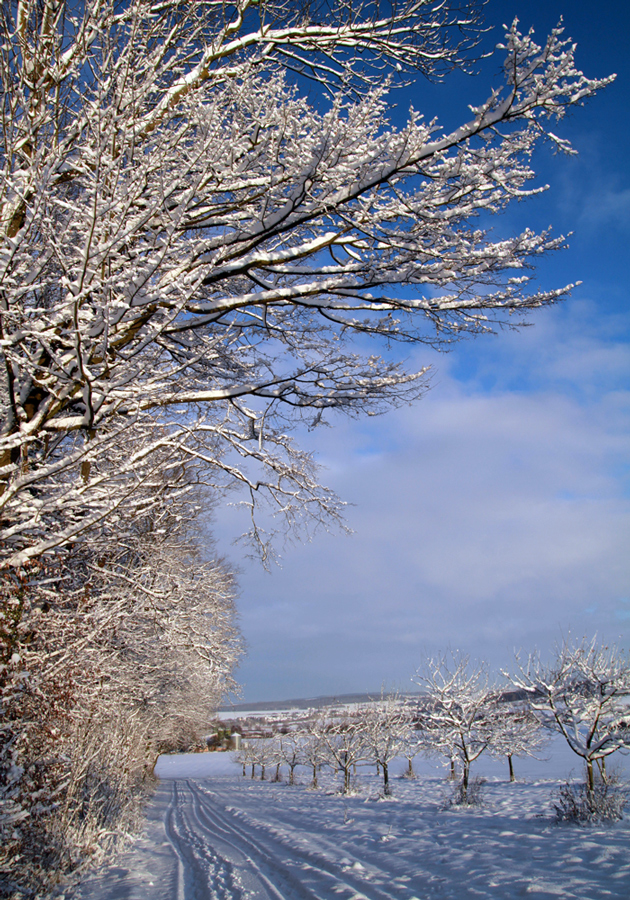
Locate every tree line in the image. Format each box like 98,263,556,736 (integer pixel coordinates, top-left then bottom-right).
237,638,630,808
0,480,242,898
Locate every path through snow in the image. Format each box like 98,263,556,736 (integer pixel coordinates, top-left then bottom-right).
69,749,630,899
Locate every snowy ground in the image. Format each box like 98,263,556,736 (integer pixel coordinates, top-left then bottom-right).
69,744,630,900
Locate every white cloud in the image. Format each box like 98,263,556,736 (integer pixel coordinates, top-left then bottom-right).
215,302,630,701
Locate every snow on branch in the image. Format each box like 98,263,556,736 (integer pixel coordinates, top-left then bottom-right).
508,636,630,792
0,1,614,566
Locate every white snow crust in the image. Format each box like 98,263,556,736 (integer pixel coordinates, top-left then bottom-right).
69,743,630,899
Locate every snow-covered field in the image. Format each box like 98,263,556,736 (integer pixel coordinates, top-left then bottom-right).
70,744,630,899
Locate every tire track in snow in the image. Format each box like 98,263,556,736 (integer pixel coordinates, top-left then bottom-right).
183,780,294,899
177,779,319,899
187,780,411,900
165,781,245,899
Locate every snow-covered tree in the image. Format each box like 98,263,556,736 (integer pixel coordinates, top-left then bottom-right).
0,484,242,896
398,698,426,778
488,701,547,782
278,732,304,785
236,740,258,779
363,692,411,795
0,0,613,569
301,718,329,789
511,637,630,794
247,737,276,780
321,715,368,794
414,652,499,800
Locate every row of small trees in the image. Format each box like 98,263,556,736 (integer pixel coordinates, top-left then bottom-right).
237,693,540,798
237,638,630,805
238,698,411,795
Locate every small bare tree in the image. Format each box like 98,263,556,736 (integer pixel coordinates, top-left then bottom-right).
363,692,411,795
247,737,277,781
489,701,548,782
301,719,329,789
278,733,304,785
399,700,426,778
321,715,368,794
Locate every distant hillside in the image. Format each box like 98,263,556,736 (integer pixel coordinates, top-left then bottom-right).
218,687,528,714
218,691,423,713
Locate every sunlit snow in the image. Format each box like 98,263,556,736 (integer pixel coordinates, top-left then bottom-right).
70,743,630,899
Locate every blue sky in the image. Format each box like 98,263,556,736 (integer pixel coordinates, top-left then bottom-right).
214,0,630,703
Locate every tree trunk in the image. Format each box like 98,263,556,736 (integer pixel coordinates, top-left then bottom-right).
383,762,389,796
586,758,594,795
407,758,414,778
376,761,380,776
508,754,515,783
596,757,607,783
312,764,318,789
449,758,456,780
261,764,266,781
462,761,469,801
343,764,350,794
251,764,255,779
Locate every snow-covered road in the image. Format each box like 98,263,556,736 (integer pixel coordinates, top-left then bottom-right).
71,750,630,900
72,775,419,900
166,778,404,900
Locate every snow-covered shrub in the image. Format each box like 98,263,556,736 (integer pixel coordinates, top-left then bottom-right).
447,775,487,808
0,492,241,898
0,609,153,897
552,776,628,825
